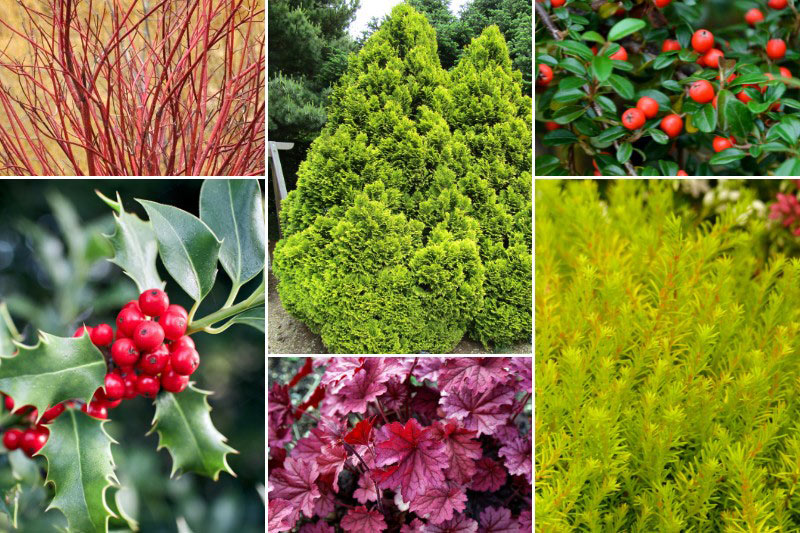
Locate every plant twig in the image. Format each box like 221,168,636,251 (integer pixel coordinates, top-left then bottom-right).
535,2,563,41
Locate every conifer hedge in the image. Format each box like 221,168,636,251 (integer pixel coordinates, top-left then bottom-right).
273,4,532,354
536,179,800,530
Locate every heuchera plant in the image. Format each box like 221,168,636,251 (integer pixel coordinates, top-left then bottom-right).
267,357,532,533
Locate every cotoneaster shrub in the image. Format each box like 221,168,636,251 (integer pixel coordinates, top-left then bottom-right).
536,179,800,530
267,357,532,533
272,4,532,354
535,1,800,176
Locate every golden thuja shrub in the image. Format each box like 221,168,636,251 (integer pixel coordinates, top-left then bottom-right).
0,0,265,176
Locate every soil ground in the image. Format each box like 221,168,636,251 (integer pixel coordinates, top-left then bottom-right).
268,244,532,355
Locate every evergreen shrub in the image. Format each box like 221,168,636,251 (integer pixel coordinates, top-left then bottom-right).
536,179,800,530
273,4,532,354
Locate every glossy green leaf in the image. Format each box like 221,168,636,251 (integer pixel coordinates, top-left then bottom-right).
138,200,222,302
592,126,627,148
42,410,117,533
149,384,236,480
559,57,588,77
616,142,633,164
227,306,265,332
719,97,753,138
709,148,747,165
558,77,587,91
649,129,670,144
543,129,578,146
553,105,587,124
98,192,163,293
0,333,105,419
592,56,613,82
199,180,265,288
582,31,605,43
607,18,646,42
552,87,585,103
653,54,676,70
555,40,594,62
659,160,680,176
694,104,717,133
536,55,559,67
775,157,800,175
609,74,635,100
596,95,617,115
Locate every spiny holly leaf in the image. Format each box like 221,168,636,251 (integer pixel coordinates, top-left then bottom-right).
42,409,118,533
138,200,221,302
149,384,236,480
97,191,164,293
0,333,106,420
226,305,265,332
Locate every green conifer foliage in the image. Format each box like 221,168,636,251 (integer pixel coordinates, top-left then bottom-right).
273,4,531,353
536,179,800,530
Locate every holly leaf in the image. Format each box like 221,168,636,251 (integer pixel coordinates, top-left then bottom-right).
97,191,164,293
226,305,265,332
470,457,507,492
345,418,375,446
0,333,106,420
478,507,517,533
430,419,482,484
341,505,387,533
41,409,117,533
440,385,515,436
409,482,468,525
437,357,510,394
421,513,478,533
199,179,265,287
149,384,236,480
268,457,321,517
138,200,221,302
373,419,448,501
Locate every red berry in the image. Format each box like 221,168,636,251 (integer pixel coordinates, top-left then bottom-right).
737,89,753,103
136,375,161,398
82,402,108,420
167,304,188,320
4,395,13,411
745,8,765,25
677,170,689,176
768,0,787,9
161,369,189,393
41,403,65,423
662,39,681,53
159,312,187,341
116,307,145,338
122,374,139,399
703,48,724,69
105,397,123,409
3,428,23,450
660,114,684,138
171,347,200,376
170,335,196,352
713,136,733,152
654,0,670,7
90,324,114,347
551,0,565,6
111,338,140,367
104,373,126,400
133,320,165,352
767,39,786,60
689,80,715,103
73,325,93,338
21,427,48,457
140,344,170,375
544,121,561,131
780,66,792,79
123,299,141,311
691,29,714,53
636,97,660,119
139,289,169,317
621,108,646,130
609,46,628,61
537,64,553,86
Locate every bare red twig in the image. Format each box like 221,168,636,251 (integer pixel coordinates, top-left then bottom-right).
0,0,265,176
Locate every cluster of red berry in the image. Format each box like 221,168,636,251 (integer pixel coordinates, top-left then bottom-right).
1,288,199,457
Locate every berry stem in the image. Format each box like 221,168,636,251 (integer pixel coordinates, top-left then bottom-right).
223,282,242,308
187,279,265,334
